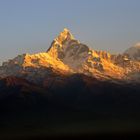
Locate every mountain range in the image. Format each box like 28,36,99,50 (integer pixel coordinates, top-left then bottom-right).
0,29,140,139
0,28,140,84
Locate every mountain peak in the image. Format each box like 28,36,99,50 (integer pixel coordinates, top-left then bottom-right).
55,28,74,44
124,42,140,60
134,43,140,48
63,28,70,32
47,28,76,58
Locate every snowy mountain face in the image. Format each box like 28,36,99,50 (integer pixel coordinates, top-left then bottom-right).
47,29,126,79
47,28,90,70
124,43,140,60
0,28,140,84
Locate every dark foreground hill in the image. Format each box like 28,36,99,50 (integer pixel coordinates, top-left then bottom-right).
0,75,140,139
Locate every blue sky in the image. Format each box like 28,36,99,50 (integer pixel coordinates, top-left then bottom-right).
0,0,140,63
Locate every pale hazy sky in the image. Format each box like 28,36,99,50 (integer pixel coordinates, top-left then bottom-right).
0,0,140,63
